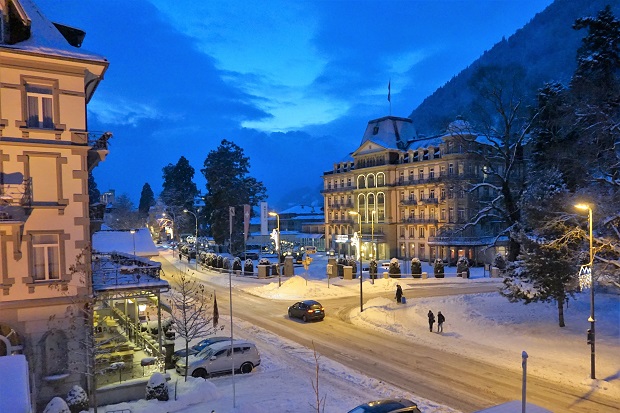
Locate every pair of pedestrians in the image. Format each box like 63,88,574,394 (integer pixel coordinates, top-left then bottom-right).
427,310,445,333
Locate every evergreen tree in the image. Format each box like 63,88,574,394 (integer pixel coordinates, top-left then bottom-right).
88,171,100,205
104,193,142,230
138,183,155,216
201,140,266,253
161,156,199,235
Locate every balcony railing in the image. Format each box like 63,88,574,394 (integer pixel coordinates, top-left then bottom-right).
418,197,439,204
0,178,32,221
400,198,417,206
401,218,438,225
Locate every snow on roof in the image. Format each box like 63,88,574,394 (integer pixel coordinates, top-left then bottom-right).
93,228,159,257
92,252,169,293
279,205,320,215
0,355,31,413
360,116,417,150
1,0,107,62
289,214,323,221
406,135,444,151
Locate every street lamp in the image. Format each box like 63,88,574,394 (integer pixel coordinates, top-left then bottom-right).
184,209,199,270
268,212,281,287
575,203,595,379
129,229,136,258
348,210,364,312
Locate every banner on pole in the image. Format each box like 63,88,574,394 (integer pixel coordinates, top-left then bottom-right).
243,204,251,241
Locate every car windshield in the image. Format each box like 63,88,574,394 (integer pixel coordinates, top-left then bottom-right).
197,347,216,359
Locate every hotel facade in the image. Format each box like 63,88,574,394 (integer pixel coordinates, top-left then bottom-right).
322,115,507,265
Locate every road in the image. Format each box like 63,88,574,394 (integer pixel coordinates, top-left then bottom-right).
153,256,618,413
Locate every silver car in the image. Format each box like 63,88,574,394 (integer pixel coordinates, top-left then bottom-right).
175,339,260,379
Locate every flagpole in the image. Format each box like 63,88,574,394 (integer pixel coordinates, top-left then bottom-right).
229,207,236,407
388,78,392,116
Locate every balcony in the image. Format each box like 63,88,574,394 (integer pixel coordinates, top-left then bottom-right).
418,197,439,204
75,131,113,172
401,217,438,225
0,177,32,221
400,198,417,206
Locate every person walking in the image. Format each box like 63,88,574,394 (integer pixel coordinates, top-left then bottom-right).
437,311,445,333
427,310,435,332
395,284,403,304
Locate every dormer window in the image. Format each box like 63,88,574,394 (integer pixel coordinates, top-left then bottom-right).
373,126,379,135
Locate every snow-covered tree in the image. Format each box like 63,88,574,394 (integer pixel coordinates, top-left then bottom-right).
160,156,199,236
104,193,143,230
410,257,422,277
388,258,400,278
165,270,216,381
201,140,266,254
433,258,445,278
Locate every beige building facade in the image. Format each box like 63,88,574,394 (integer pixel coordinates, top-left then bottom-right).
0,0,109,410
323,115,506,266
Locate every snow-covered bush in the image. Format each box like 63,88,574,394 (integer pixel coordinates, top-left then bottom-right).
369,259,378,279
222,257,231,270
244,259,254,275
457,256,470,278
258,258,270,266
216,255,224,268
433,258,445,278
347,257,357,274
388,258,401,278
43,397,70,413
411,257,422,277
145,372,169,401
66,385,89,413
493,253,506,270
232,257,242,271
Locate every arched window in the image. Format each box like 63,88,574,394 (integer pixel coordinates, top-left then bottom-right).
357,175,366,189
376,173,385,186
40,329,68,376
367,174,375,188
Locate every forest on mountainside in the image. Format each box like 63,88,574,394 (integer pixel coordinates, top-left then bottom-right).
409,0,620,135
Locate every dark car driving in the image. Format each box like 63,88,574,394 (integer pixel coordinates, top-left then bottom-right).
287,300,325,322
347,399,421,413
172,336,230,363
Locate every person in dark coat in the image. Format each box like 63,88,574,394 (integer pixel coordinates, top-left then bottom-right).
395,284,403,304
437,311,445,333
428,310,435,332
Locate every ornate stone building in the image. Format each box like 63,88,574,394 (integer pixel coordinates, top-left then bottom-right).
0,0,109,409
322,115,507,265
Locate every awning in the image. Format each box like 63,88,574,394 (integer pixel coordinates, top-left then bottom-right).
295,234,324,239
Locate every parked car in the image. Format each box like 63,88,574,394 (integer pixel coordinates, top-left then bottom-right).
175,339,260,379
172,336,230,363
304,246,317,254
288,300,325,322
347,399,421,413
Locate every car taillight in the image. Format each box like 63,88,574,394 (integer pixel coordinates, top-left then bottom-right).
307,309,313,313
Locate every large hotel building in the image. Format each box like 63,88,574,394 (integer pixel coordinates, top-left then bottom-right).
322,115,508,265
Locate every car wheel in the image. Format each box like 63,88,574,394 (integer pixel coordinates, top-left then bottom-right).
191,368,208,379
302,315,308,322
240,362,253,374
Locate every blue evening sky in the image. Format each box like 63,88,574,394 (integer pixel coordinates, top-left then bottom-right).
37,0,553,209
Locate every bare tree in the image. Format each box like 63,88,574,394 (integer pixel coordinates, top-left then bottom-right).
165,269,217,381
309,341,326,413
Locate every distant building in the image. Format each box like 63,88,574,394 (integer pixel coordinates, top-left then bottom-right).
322,115,509,264
100,189,116,206
0,0,110,409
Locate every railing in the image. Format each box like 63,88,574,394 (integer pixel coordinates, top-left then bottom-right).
400,198,417,206
401,218,438,224
419,197,438,204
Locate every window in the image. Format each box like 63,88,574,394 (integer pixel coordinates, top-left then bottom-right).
441,209,446,220
419,227,425,238
409,227,415,238
441,187,446,199
430,227,436,237
400,227,405,238
429,168,435,179
347,177,351,187
418,169,424,180
409,170,414,182
440,165,446,176
26,84,54,128
430,208,435,220
458,208,466,222
429,189,435,199
449,208,454,222
377,173,385,186
419,210,425,220
399,172,404,184
419,190,424,200
32,234,60,281
400,191,405,201
449,163,454,175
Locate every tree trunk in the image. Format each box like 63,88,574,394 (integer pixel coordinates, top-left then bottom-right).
557,296,566,328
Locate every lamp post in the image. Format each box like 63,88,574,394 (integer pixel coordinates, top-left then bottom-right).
268,212,281,287
129,229,136,258
349,210,364,312
183,209,199,270
575,203,595,379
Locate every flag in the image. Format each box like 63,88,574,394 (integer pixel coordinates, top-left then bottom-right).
243,204,251,242
213,291,219,328
388,79,391,102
